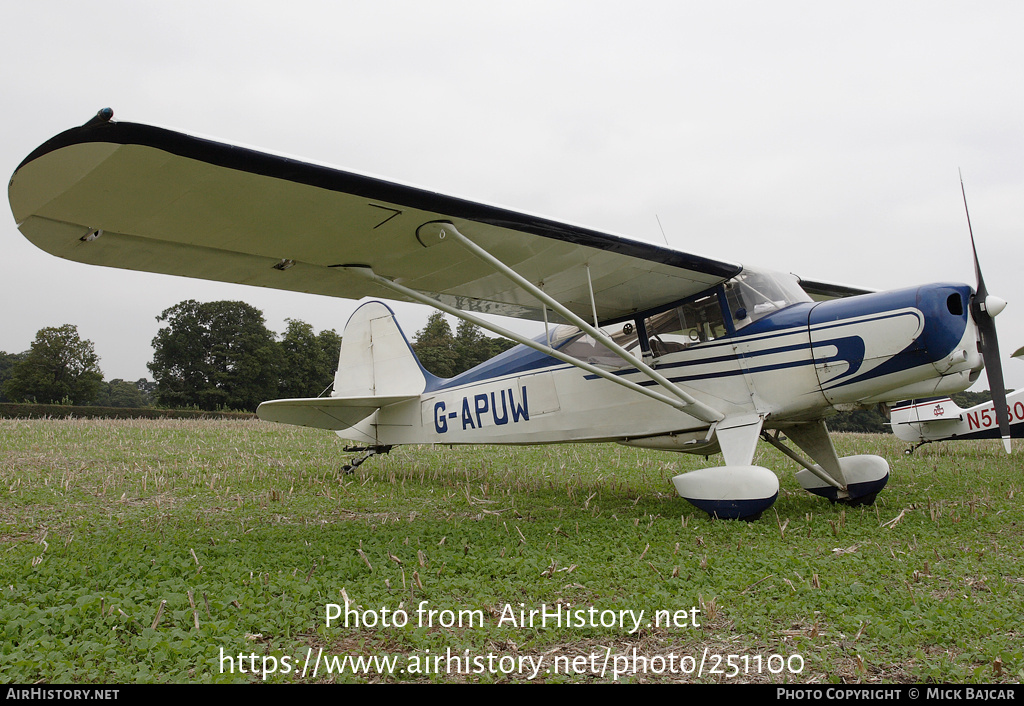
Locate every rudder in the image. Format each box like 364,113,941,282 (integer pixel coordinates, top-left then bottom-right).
334,301,430,398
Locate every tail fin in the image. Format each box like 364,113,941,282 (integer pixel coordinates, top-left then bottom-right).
256,301,428,435
334,301,430,398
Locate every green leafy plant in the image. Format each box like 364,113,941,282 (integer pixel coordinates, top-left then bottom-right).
1,419,1020,683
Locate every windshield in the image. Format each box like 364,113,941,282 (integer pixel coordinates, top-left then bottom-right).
539,268,811,365
724,268,811,329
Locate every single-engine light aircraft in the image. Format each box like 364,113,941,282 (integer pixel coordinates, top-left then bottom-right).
891,346,1023,454
7,109,1014,519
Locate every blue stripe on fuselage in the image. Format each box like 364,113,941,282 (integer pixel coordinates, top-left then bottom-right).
423,330,574,393
422,282,971,396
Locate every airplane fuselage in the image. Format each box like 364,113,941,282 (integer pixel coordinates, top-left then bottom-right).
348,276,981,451
892,389,1024,446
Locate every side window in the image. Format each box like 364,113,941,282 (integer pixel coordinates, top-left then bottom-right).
643,292,726,356
554,322,641,369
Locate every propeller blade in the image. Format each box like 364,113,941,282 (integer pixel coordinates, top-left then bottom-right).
961,173,988,299
961,174,1011,453
976,314,1011,453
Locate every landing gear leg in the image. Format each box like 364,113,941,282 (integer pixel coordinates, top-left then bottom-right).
771,422,890,505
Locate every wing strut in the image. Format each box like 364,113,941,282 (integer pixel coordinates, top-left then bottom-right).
411,222,726,424
341,264,724,423
760,430,844,490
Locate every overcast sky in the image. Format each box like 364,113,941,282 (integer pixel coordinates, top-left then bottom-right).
3,1,1023,392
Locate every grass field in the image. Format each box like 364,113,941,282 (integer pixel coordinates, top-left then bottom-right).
1,417,1021,683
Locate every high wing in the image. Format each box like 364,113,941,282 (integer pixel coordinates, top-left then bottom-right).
795,278,875,302
9,110,741,324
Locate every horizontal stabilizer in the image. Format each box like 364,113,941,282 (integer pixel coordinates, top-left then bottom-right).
890,416,962,427
257,395,418,431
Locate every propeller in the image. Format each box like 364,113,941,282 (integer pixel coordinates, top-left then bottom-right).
961,174,1011,453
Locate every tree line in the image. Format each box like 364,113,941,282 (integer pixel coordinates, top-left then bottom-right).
827,391,994,433
1,301,996,428
0,301,341,412
1,302,514,413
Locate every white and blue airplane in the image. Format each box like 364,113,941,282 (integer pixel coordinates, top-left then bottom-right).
891,346,1023,453
7,109,1013,520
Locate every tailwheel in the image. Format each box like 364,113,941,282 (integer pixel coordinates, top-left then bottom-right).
904,440,930,456
341,445,393,474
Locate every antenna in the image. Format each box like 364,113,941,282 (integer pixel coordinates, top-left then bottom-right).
655,214,669,246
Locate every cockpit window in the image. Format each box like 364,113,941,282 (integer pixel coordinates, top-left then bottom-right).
724,269,811,329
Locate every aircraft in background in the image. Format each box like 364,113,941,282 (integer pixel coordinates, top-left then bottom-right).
7,109,1013,519
891,346,1023,453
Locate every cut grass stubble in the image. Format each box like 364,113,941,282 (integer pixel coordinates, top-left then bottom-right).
1,418,1021,683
